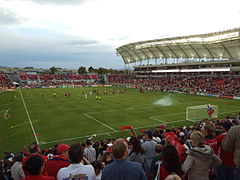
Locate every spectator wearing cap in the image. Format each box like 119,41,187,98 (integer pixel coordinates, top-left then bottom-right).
57,143,96,180
222,125,240,180
84,139,96,163
22,142,48,176
23,155,54,180
102,138,146,180
45,144,70,179
216,120,234,180
142,131,157,171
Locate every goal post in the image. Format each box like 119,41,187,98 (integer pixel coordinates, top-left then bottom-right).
186,104,218,122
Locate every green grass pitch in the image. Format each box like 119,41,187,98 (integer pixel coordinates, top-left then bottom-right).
0,87,240,154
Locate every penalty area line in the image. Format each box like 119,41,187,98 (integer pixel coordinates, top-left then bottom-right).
83,113,117,132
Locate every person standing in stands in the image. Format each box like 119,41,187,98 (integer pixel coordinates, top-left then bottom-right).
57,143,96,180
23,155,54,180
159,145,183,180
182,131,221,180
45,144,70,179
222,125,240,180
11,152,25,180
142,131,157,176
84,139,96,163
216,120,235,180
102,138,146,180
22,142,48,176
201,122,218,154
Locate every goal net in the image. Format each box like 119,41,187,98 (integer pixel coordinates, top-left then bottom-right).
186,104,218,122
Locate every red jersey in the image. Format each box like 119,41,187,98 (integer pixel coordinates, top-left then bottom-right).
45,155,70,178
23,175,55,180
205,138,218,155
159,163,184,180
216,133,235,167
22,153,48,176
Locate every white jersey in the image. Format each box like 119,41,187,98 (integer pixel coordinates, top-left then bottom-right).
57,163,96,180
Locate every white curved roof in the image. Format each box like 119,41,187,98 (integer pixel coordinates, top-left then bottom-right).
116,28,240,64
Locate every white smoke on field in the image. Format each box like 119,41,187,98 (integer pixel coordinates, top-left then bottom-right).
153,95,174,106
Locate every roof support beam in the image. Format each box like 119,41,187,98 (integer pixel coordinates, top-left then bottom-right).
202,44,214,59
176,45,189,58
138,49,149,60
219,43,233,58
147,48,158,59
155,46,167,59
122,46,142,63
189,44,201,59
166,45,178,58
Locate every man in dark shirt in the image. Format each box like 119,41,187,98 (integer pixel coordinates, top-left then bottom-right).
102,138,146,180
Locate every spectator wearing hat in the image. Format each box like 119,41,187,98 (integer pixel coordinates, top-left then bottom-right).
222,125,240,180
57,143,96,180
142,131,157,171
216,120,234,180
45,144,70,179
102,138,146,180
23,155,54,180
84,139,96,163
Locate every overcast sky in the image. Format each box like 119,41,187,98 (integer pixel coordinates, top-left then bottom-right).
0,0,240,69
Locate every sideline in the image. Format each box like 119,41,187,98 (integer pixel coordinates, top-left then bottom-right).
19,89,39,144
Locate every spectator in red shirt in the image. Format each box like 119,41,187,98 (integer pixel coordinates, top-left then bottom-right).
22,142,48,176
159,145,183,180
23,155,54,180
45,144,71,179
216,120,235,180
201,122,218,154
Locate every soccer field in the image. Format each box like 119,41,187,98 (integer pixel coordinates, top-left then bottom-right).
1,87,240,153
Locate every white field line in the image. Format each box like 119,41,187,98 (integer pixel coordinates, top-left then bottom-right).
41,107,240,145
19,89,39,144
87,100,212,115
83,113,117,132
41,119,192,145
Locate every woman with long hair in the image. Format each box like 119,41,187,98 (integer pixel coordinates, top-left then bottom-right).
159,144,183,180
128,136,147,169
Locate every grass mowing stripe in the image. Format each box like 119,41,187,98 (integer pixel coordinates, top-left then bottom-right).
19,89,39,144
83,113,117,132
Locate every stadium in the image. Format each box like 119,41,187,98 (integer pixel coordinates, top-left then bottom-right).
1,6,240,179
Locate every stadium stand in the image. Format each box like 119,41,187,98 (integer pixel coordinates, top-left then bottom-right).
0,73,12,89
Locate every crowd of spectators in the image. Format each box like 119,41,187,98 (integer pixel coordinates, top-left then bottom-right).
107,74,240,96
1,114,240,180
17,74,97,87
0,73,12,89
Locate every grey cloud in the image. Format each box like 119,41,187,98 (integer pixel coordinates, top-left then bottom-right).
26,0,90,5
63,40,101,46
0,8,21,25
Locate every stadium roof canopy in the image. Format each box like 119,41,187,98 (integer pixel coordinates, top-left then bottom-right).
116,28,240,64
